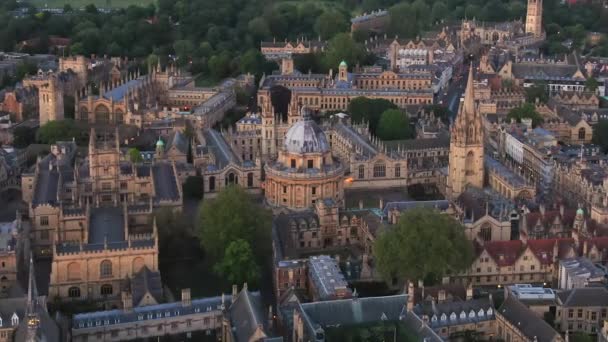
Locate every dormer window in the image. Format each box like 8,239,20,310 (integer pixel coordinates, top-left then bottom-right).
460,311,466,319
487,308,493,316
469,310,475,318
441,313,447,321
450,313,457,321
11,313,18,326
478,309,485,317
431,315,438,322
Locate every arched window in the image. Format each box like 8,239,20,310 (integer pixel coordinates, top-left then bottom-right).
79,106,89,121
578,127,586,140
247,173,254,187
394,164,401,178
373,163,386,178
100,260,112,278
465,151,475,176
94,105,110,124
358,165,365,179
68,286,81,298
226,172,237,185
209,176,216,192
100,284,113,296
132,257,145,274
67,262,80,280
115,109,124,124
480,225,492,242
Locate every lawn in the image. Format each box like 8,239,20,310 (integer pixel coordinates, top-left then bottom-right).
30,0,153,9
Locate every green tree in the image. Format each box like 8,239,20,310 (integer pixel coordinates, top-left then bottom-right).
197,185,272,263
570,332,594,342
585,77,599,92
323,33,367,71
524,82,548,104
431,2,448,25
62,4,73,13
376,109,413,140
347,97,397,134
507,103,543,127
12,126,36,148
207,52,231,80
314,11,348,40
182,176,203,199
593,120,608,153
36,120,81,144
247,17,271,41
388,3,418,38
213,239,260,286
374,208,473,284
128,148,143,163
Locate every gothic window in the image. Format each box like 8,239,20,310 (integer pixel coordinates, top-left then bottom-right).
11,313,18,326
79,107,89,121
40,216,49,226
67,262,81,280
358,165,365,179
373,163,386,178
578,127,586,140
209,176,215,192
100,260,113,278
94,105,110,124
115,109,124,124
394,164,401,178
226,172,237,185
247,173,254,187
480,225,492,242
100,284,113,296
68,286,81,298
465,151,475,176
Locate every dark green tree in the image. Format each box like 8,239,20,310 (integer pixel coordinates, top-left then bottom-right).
12,126,36,148
593,120,608,153
585,77,599,92
507,103,544,128
376,109,413,140
213,239,260,286
36,120,81,144
374,208,473,284
524,82,549,104
182,176,203,199
323,33,367,71
314,11,348,40
196,185,272,263
347,97,397,134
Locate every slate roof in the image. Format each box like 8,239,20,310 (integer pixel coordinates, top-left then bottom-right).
88,207,125,244
557,287,608,307
166,131,189,155
102,78,143,101
203,129,240,169
31,157,60,208
152,163,180,201
415,297,495,329
498,296,561,341
229,290,268,342
512,63,582,81
131,266,163,306
300,294,407,328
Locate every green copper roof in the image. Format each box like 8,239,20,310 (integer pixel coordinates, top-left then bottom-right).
339,60,347,67
156,138,164,147
576,208,584,215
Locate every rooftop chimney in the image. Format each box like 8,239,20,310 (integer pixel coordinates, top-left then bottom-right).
181,288,191,307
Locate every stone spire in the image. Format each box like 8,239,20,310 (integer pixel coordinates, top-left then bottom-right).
463,63,475,117
25,255,41,342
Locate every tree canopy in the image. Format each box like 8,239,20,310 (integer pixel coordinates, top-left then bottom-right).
128,147,143,163
524,83,549,104
376,109,413,141
36,120,81,144
593,120,608,153
347,97,398,134
213,239,260,286
507,103,544,128
374,208,473,285
196,185,272,264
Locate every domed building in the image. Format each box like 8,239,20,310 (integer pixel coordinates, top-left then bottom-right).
264,107,345,210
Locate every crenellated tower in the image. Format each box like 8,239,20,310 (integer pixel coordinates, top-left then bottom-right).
447,64,484,199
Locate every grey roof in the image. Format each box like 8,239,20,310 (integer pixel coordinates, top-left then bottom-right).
136,165,150,177
203,129,240,169
401,311,443,342
229,290,268,342
88,207,125,244
166,131,189,155
498,296,561,341
74,295,229,329
385,135,450,151
308,255,351,300
333,122,377,157
512,63,582,81
300,294,407,328
284,115,330,154
557,287,608,307
32,163,60,207
152,163,180,201
102,78,143,101
414,298,494,328
131,266,163,306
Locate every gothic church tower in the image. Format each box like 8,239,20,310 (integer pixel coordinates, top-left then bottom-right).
38,75,64,125
526,0,543,38
447,64,484,199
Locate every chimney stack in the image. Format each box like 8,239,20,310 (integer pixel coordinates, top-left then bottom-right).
122,291,133,312
181,288,191,307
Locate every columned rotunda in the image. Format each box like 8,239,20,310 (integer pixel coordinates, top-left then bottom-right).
264,107,345,210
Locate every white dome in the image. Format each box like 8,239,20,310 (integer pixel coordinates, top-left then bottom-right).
283,109,329,154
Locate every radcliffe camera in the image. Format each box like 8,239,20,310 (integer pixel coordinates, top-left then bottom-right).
0,0,607,341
